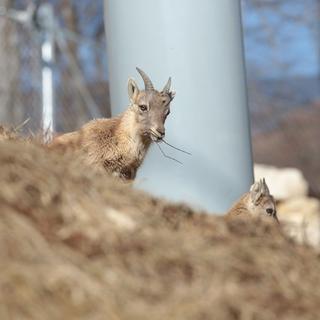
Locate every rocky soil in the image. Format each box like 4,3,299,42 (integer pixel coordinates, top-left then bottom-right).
1,137,320,319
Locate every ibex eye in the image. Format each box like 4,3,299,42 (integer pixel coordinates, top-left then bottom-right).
139,105,147,111
266,208,273,215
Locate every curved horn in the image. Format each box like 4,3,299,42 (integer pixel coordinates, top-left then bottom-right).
162,77,171,93
136,67,154,91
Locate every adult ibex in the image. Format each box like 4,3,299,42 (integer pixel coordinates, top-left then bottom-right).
49,68,175,180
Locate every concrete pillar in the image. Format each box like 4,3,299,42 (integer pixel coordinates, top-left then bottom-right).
105,0,253,213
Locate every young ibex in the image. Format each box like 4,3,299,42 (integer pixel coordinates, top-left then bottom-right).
49,68,175,180
226,178,279,223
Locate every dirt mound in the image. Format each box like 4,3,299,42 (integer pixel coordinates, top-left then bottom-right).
1,140,320,320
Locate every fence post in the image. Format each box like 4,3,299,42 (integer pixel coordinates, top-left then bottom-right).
37,3,55,140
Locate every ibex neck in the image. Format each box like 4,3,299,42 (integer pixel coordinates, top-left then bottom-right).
227,193,250,216
118,108,151,148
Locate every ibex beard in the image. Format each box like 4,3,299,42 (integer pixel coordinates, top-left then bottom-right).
49,68,175,181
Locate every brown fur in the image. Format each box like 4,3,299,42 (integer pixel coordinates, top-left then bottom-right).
48,68,175,180
49,112,150,180
226,179,279,223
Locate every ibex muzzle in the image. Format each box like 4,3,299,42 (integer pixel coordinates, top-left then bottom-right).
128,67,175,142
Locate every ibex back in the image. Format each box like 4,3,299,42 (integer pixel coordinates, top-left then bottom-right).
49,68,175,180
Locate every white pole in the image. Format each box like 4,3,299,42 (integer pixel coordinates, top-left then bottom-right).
105,0,253,213
38,4,55,141
41,37,54,139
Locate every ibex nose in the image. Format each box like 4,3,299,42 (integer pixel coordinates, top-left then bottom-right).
156,128,165,138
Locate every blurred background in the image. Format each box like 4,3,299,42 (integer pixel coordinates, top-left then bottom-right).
0,0,319,200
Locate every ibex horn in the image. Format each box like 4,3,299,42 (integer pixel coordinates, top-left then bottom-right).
136,67,154,91
162,77,171,93
261,178,270,195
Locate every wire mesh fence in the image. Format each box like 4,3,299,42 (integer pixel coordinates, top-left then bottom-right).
0,15,41,132
0,0,109,134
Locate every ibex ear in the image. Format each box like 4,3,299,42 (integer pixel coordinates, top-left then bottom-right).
162,77,171,93
162,77,176,101
169,90,176,100
250,180,262,205
128,78,139,102
261,178,270,195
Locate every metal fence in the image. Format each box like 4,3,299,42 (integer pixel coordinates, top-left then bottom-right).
0,1,109,135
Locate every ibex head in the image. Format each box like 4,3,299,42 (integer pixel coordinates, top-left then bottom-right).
248,178,278,221
128,67,175,142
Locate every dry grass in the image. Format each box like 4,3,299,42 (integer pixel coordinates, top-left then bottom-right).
0,137,320,319
0,125,19,141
